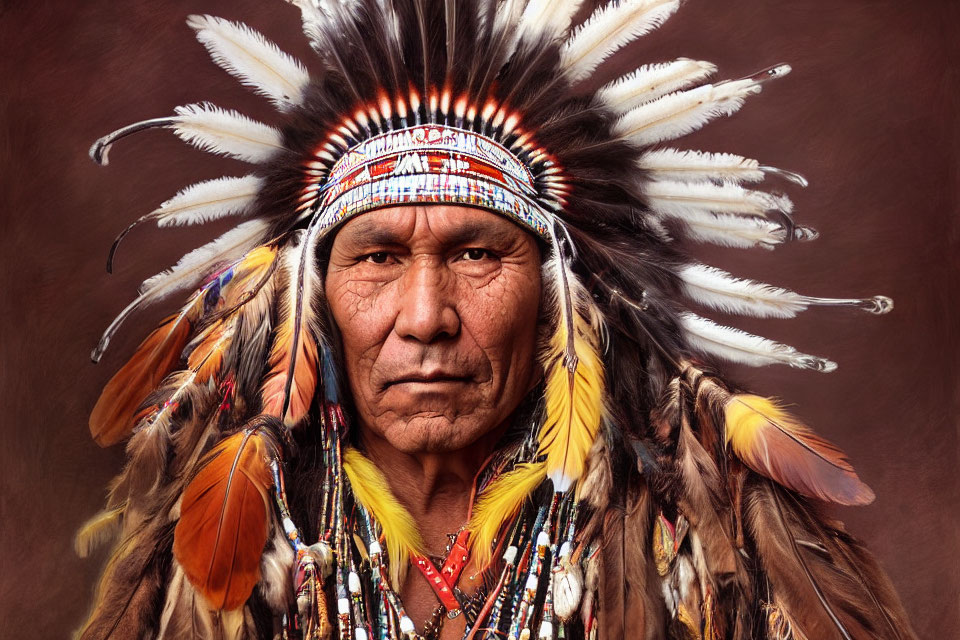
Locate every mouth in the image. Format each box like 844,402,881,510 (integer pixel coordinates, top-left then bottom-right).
384,372,473,388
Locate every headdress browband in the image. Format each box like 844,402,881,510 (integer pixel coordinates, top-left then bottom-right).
314,124,553,237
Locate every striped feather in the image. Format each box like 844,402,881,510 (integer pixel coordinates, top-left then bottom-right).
172,103,284,164
188,14,311,110
562,0,681,83
597,59,717,113
679,312,837,372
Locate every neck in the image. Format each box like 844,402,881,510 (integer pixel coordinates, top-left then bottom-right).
359,424,508,555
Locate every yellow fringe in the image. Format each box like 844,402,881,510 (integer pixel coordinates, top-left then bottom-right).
342,448,424,588
467,462,547,570
74,504,126,558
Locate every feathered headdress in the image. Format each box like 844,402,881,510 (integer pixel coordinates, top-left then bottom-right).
77,2,914,640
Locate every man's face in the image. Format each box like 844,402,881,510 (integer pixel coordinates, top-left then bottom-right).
325,204,542,453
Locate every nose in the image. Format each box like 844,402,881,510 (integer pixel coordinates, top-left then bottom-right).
393,256,461,343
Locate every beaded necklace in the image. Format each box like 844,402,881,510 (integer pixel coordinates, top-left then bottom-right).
270,403,588,640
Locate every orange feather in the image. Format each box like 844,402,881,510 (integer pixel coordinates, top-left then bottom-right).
89,313,193,446
724,394,874,506
188,317,237,384
260,240,318,427
173,429,275,610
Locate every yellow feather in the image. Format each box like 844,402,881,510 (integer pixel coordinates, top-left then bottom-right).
74,504,126,558
539,275,605,491
342,448,425,587
467,462,547,570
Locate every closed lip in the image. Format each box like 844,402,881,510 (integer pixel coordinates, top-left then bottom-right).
385,372,473,387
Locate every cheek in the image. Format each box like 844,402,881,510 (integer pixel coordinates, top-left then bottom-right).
458,265,540,388
325,276,396,385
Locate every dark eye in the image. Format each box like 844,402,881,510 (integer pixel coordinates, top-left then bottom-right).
462,248,490,261
363,252,390,264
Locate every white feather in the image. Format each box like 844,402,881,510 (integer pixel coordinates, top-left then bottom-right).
258,525,296,612
519,0,584,41
657,209,790,249
678,264,807,318
597,59,717,113
187,15,311,110
562,0,680,83
614,76,774,146
156,563,216,640
640,149,764,184
140,219,269,298
172,103,284,164
152,175,262,228
641,148,809,187
644,179,793,219
679,312,837,372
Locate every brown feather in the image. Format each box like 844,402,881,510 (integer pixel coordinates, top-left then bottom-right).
89,312,193,447
745,479,918,640
76,520,173,640
173,429,276,611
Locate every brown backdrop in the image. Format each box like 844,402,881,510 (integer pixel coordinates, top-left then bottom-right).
1,1,957,637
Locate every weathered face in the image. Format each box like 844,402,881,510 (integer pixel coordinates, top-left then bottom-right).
325,204,542,453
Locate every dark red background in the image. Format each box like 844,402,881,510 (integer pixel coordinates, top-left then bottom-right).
1,1,957,637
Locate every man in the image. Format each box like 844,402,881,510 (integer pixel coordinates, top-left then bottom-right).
77,2,915,639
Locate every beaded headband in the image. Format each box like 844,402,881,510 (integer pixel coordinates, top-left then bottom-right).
314,124,553,237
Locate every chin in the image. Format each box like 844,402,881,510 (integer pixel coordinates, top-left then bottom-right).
375,414,494,454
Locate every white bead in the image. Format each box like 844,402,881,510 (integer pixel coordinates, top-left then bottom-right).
282,517,296,535
337,597,350,615
348,571,361,595
399,616,415,634
536,531,550,548
369,541,382,556
355,627,368,640
539,621,554,640
503,545,519,564
525,575,539,591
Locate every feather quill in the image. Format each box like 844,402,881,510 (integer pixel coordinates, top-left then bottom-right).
187,14,311,110
539,233,606,491
172,103,284,164
173,428,277,610
724,394,874,505
467,462,547,570
107,176,262,271
562,0,681,83
614,66,791,146
679,312,837,372
597,59,717,113
89,219,267,361
343,447,425,588
640,148,808,186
